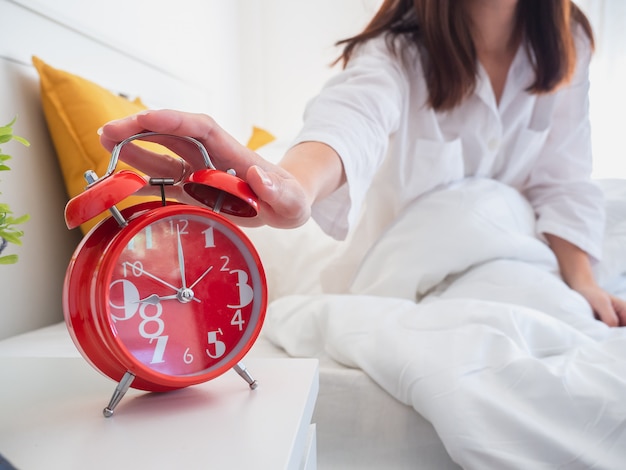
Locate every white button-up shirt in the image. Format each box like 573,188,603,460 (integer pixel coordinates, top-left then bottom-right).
293,29,605,262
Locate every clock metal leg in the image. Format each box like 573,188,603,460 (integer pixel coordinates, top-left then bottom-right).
83,170,128,227
103,371,136,418
233,362,258,390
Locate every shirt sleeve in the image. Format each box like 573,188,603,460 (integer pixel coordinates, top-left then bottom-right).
522,28,605,261
290,37,408,240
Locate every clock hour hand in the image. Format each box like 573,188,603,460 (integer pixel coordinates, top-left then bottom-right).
136,292,201,304
137,294,179,304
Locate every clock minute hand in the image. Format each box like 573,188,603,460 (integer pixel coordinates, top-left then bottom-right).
177,226,187,289
123,262,179,293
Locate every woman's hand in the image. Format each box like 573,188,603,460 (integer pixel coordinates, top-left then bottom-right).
574,283,626,327
545,233,626,327
99,109,312,228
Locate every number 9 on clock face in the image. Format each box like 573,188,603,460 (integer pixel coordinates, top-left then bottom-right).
63,203,267,391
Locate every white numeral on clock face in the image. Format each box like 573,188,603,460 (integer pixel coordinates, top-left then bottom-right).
231,309,245,331
138,303,168,363
149,335,168,364
183,347,194,364
138,303,164,339
228,269,253,309
109,279,140,320
169,219,189,235
126,226,153,251
206,329,226,358
203,226,215,248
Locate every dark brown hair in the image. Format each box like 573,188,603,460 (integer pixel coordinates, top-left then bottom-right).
335,0,594,110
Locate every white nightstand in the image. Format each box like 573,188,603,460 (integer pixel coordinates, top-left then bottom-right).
0,356,318,469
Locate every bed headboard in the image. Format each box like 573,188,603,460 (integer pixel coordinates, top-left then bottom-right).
0,0,212,339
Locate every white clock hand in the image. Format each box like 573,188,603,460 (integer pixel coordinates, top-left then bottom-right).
137,294,179,304
189,265,213,290
136,292,202,304
176,225,187,289
123,262,178,292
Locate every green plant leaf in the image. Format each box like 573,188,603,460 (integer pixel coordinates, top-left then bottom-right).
0,116,30,262
2,213,30,225
0,116,17,135
0,254,18,264
0,116,17,129
12,135,30,146
0,116,30,147
0,231,23,245
9,214,30,225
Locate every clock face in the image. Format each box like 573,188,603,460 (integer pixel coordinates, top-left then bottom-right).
103,208,265,379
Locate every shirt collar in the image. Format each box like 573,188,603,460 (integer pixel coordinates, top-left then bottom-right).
475,43,534,113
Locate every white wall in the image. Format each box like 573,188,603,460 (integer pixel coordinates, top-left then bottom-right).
576,0,626,179
13,0,379,140
238,0,380,140
6,0,243,133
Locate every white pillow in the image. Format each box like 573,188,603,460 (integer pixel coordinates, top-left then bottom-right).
244,221,342,302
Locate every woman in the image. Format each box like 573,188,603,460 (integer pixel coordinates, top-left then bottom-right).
100,0,626,326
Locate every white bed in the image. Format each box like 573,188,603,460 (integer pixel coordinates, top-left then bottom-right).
258,177,626,469
2,1,626,469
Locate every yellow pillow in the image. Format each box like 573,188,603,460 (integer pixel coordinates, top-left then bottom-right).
33,56,276,234
33,56,158,233
246,126,275,151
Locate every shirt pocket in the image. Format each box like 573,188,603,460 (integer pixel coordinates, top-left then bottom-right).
400,137,464,198
497,94,555,183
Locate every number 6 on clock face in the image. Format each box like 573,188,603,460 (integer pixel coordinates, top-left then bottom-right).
64,202,267,392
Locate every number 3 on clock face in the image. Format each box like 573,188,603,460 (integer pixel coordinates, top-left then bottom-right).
64,203,267,391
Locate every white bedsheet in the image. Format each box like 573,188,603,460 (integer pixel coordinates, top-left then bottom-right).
266,178,626,469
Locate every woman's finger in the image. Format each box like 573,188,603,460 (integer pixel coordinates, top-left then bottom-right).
611,295,626,327
101,109,264,176
592,293,620,327
246,165,311,228
114,138,207,176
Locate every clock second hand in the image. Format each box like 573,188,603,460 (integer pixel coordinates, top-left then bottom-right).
189,265,213,290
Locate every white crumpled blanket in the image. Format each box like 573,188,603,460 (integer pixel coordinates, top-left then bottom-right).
265,179,626,469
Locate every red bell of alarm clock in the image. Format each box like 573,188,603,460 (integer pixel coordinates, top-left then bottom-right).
62,133,267,417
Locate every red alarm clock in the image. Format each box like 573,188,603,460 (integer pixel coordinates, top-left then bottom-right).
62,132,267,417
